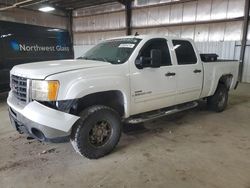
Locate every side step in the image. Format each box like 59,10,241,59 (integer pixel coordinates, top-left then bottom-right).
125,101,198,124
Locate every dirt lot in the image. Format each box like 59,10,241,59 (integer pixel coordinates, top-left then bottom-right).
0,84,250,188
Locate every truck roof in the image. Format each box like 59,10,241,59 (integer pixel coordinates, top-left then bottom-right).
109,34,192,41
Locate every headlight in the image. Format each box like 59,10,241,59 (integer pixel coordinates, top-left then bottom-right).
32,80,60,101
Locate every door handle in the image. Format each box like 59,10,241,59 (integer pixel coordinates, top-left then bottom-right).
193,69,202,73
165,72,176,77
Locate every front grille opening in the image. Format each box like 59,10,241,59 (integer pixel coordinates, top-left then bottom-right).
11,75,27,102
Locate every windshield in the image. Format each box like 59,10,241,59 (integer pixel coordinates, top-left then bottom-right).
78,38,141,64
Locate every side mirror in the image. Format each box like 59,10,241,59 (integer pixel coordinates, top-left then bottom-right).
135,49,162,69
135,56,145,69
150,49,161,68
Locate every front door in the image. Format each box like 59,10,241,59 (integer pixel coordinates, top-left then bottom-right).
130,38,178,115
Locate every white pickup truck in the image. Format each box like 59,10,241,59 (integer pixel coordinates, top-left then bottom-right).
7,35,239,159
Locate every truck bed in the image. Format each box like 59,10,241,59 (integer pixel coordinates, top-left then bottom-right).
203,59,237,63
200,60,239,98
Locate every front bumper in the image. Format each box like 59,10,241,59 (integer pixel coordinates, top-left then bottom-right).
7,92,80,142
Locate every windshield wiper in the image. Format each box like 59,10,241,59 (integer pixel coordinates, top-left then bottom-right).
80,56,111,63
77,56,87,60
93,57,108,62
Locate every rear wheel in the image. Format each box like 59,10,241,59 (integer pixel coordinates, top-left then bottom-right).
207,84,228,112
70,105,122,159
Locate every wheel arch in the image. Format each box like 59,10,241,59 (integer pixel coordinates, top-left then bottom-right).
207,74,234,97
218,74,234,90
75,90,128,118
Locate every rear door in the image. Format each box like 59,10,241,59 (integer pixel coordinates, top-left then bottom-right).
172,40,203,104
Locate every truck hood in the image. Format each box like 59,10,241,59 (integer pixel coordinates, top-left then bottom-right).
11,59,111,79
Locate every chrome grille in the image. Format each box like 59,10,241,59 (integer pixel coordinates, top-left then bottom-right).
11,75,27,102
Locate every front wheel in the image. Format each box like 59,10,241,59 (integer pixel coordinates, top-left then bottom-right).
207,84,228,112
70,105,122,159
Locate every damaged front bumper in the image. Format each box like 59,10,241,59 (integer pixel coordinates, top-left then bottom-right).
7,92,80,143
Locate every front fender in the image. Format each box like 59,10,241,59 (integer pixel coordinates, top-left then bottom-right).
53,77,130,118
46,64,131,117
65,76,128,99
72,77,129,116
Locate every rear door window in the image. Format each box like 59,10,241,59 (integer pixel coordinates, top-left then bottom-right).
173,40,197,65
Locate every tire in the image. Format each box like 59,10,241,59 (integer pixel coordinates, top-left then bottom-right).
207,84,228,112
70,105,122,159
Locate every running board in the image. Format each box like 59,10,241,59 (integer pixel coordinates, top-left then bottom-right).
125,102,198,124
